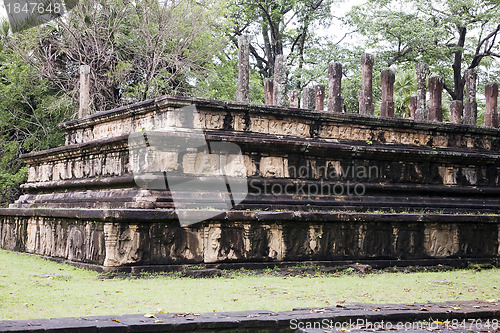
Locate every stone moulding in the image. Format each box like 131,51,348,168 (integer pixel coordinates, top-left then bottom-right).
0,209,499,267
1,95,500,268
15,128,500,212
60,96,500,149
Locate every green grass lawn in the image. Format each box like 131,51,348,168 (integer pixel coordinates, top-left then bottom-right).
0,249,498,320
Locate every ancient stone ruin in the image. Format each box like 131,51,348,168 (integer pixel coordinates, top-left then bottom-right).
0,50,499,270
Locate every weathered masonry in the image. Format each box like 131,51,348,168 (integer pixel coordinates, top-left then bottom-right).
1,48,500,269
1,95,500,268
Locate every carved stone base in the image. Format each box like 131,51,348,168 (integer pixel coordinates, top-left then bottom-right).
2,96,500,268
1,209,498,267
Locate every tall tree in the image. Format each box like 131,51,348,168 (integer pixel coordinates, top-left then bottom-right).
0,21,73,206
346,0,500,101
11,0,228,112
229,0,334,89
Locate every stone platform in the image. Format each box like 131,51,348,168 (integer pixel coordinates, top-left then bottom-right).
0,301,498,332
1,96,500,268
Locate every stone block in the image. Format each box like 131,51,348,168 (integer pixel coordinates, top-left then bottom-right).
259,157,289,178
250,117,269,133
438,166,456,185
424,224,459,258
183,268,222,278
205,112,224,129
157,152,179,172
233,114,247,131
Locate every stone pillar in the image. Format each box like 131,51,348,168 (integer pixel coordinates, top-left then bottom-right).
428,76,443,122
358,53,374,115
103,223,119,267
409,96,417,120
464,68,477,125
273,55,287,106
301,87,315,109
380,69,395,117
315,85,325,111
264,78,274,105
449,100,463,124
79,65,91,118
289,90,300,108
328,62,343,113
485,83,499,128
415,62,428,121
236,35,250,103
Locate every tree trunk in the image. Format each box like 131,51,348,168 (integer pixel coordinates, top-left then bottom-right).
262,22,273,77
296,25,308,91
452,26,467,101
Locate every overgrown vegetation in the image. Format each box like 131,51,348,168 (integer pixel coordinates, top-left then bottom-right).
0,21,74,206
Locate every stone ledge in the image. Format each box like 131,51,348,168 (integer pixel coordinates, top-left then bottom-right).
59,95,500,136
0,301,497,333
20,134,129,163
20,175,135,191
53,257,500,273
19,128,500,164
19,175,500,194
1,208,500,224
2,211,497,267
59,95,226,130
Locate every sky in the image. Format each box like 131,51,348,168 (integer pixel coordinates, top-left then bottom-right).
323,0,365,42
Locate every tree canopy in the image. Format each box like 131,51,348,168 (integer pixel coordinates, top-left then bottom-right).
0,21,73,206
11,0,229,112
345,0,500,101
229,0,335,90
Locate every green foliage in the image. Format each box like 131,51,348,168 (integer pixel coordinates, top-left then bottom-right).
345,0,500,102
195,54,238,102
193,50,264,103
0,27,74,206
228,0,336,90
12,0,230,111
394,69,417,118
